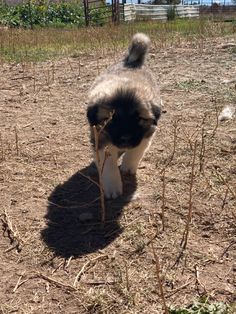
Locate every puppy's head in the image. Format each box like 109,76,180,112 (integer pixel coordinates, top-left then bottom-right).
87,88,161,149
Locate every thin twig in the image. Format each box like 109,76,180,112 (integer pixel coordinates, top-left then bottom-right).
65,256,73,269
221,241,236,258
160,119,179,173
14,126,19,156
180,140,198,250
93,126,106,223
73,255,108,287
221,187,229,210
0,132,4,161
33,63,36,92
77,170,100,188
182,126,200,152
92,111,114,223
78,58,81,77
214,168,235,198
166,279,194,298
52,261,64,274
124,261,130,292
96,57,100,75
145,231,158,248
52,61,55,83
173,140,198,267
1,208,23,253
199,115,207,173
194,265,207,294
161,168,166,231
67,57,74,73
101,146,111,174
13,273,28,293
73,260,91,286
13,275,23,293
211,97,219,138
151,243,169,314
52,154,58,168
36,272,77,291
84,280,116,286
22,122,33,129
48,196,100,209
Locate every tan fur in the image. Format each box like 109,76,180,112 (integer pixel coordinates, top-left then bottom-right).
87,33,162,199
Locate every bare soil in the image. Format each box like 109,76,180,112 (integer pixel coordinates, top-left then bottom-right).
0,35,236,313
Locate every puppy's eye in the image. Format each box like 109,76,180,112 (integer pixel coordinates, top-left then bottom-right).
87,103,113,128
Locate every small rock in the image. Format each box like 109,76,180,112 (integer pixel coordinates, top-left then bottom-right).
130,192,140,201
218,42,236,49
222,78,236,84
219,105,235,122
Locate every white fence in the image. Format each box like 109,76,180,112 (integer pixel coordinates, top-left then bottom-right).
123,4,199,22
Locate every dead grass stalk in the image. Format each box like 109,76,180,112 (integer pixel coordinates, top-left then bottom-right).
161,168,166,232
14,126,19,156
0,132,4,161
1,208,23,253
151,242,169,314
180,140,198,250
93,126,106,223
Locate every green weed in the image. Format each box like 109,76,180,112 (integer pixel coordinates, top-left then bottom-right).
176,79,206,91
169,299,234,314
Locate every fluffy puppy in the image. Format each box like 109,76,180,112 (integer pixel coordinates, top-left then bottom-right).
87,33,161,199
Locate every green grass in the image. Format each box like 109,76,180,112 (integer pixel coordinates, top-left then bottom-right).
0,19,235,63
169,298,236,314
176,79,206,91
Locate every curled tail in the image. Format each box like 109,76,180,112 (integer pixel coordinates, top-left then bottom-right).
125,33,150,68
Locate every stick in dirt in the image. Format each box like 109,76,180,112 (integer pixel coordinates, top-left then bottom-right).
181,140,198,250
92,111,114,223
151,242,169,314
93,125,106,223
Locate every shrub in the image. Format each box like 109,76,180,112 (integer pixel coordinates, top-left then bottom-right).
89,6,111,26
0,1,106,28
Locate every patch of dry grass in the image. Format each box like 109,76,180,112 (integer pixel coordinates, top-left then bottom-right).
0,19,235,62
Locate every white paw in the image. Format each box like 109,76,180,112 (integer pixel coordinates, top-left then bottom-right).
102,174,123,199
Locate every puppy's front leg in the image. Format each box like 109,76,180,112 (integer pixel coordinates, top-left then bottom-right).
121,136,153,174
95,146,122,199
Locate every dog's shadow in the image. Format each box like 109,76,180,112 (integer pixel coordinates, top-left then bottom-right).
41,163,137,258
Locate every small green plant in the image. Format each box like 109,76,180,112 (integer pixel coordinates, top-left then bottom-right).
176,79,206,91
169,299,231,314
231,45,236,54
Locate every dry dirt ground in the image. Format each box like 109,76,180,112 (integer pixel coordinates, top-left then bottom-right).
0,34,236,313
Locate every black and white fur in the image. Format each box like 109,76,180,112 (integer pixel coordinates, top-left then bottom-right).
87,33,162,199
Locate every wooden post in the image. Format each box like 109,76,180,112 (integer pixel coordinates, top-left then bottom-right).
83,0,89,26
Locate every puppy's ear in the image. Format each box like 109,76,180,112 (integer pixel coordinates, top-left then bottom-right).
151,104,161,125
87,104,99,126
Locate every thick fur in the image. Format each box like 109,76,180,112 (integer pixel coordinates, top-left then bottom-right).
87,33,162,199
